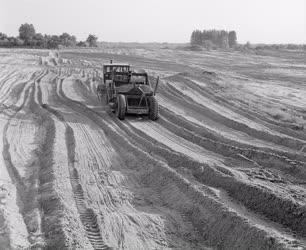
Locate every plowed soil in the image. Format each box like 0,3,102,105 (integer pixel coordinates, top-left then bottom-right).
0,47,306,250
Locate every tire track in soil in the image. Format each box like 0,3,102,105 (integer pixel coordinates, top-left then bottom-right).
0,80,33,250
0,70,40,249
65,125,111,250
0,71,37,115
55,77,217,249
0,70,20,96
55,75,304,249
58,77,207,249
123,119,306,243
185,75,306,142
37,80,111,250
61,68,306,242
72,75,306,182
55,76,195,250
157,109,306,182
160,80,305,151
1,70,52,249
159,105,306,161
169,73,297,133
33,74,71,249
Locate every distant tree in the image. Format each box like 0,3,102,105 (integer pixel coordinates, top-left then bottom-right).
287,44,299,50
228,31,237,48
0,33,11,47
67,35,77,46
190,30,203,45
190,31,197,45
0,33,8,40
86,34,98,47
32,33,45,47
43,34,51,47
245,41,251,49
14,37,24,46
59,32,76,47
190,29,234,49
1,23,102,48
77,41,87,47
211,30,219,45
0,38,10,47
220,30,229,48
203,40,213,50
6,37,23,47
47,35,61,49
271,44,280,50
201,30,209,41
59,33,70,46
19,23,36,45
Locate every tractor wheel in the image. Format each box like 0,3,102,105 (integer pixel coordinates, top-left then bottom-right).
104,92,109,105
116,94,126,120
97,85,106,102
148,96,159,120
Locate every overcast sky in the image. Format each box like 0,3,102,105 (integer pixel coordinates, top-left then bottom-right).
0,0,305,44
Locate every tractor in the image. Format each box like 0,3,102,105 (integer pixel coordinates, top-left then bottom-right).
97,61,159,120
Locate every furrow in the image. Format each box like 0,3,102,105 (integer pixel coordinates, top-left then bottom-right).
38,97,111,250
55,77,303,249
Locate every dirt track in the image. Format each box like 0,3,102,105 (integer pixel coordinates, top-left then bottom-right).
0,47,306,249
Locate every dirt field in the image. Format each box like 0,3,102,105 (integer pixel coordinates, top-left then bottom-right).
0,46,306,250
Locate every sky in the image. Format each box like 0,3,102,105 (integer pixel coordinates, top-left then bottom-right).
0,0,305,44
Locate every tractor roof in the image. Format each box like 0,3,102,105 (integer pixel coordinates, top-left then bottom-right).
103,63,130,67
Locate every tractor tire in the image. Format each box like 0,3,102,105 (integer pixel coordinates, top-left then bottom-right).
148,96,159,120
104,92,109,105
97,85,106,103
116,94,126,120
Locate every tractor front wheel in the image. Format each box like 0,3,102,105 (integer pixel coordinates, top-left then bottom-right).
116,94,126,120
104,91,109,105
148,96,159,120
97,85,105,100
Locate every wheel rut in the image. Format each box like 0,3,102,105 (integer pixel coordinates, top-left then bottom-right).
37,80,111,250
54,74,305,249
158,110,306,181
123,119,306,240
1,70,51,248
161,81,305,150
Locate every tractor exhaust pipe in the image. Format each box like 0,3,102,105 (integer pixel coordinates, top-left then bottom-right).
153,76,159,96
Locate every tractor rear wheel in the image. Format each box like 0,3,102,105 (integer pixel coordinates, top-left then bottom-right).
116,94,126,120
148,96,159,120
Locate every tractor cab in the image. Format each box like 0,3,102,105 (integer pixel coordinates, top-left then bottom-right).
103,63,130,84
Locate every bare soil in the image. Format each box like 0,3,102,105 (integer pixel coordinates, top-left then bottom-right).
0,46,306,249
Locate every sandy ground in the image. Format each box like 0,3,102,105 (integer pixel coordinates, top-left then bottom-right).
0,46,306,249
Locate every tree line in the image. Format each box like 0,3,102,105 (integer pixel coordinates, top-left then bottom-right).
190,29,237,49
190,29,306,51
0,23,98,49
